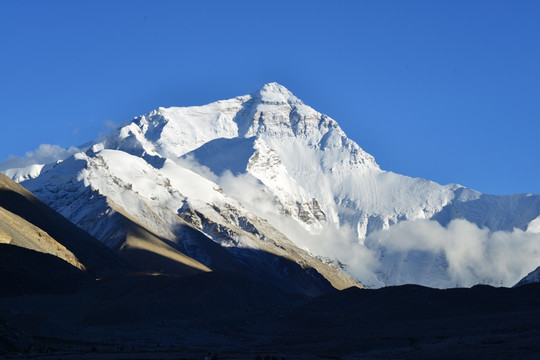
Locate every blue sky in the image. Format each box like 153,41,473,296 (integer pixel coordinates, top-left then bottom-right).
1,1,539,195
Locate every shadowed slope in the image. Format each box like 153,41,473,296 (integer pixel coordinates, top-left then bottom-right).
110,203,212,276
109,200,337,296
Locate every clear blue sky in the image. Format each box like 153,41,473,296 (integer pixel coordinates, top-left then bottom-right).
1,1,539,195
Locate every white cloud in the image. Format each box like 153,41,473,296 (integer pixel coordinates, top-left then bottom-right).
0,144,80,171
365,219,540,288
174,154,220,183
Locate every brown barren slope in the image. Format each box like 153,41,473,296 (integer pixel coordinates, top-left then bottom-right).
0,172,126,277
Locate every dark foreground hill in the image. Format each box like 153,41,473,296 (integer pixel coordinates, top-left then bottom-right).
2,272,540,359
0,244,91,297
0,172,126,277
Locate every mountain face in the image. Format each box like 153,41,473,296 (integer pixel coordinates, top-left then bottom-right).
6,83,540,289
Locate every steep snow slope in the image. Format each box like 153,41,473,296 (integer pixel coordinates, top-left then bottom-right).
3,164,46,183
8,83,540,288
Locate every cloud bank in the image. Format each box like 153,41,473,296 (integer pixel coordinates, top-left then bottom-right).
365,219,540,288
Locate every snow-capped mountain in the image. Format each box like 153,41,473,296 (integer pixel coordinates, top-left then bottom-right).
5,83,540,289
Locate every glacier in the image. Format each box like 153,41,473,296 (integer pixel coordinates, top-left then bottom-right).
4,82,540,289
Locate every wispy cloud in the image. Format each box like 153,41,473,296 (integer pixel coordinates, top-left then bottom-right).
0,144,80,171
104,120,118,129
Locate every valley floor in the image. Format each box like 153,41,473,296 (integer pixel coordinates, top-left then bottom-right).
2,272,540,359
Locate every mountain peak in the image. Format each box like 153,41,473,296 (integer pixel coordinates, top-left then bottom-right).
260,82,289,93
252,82,303,105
